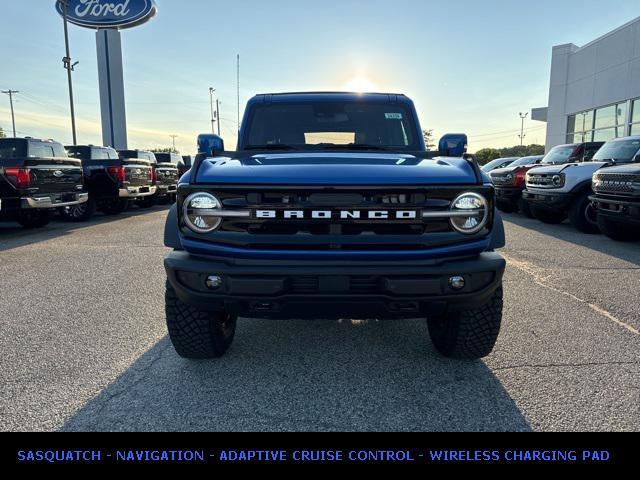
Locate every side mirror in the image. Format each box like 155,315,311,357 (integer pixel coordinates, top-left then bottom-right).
634,154,640,163
197,134,225,157
438,134,468,157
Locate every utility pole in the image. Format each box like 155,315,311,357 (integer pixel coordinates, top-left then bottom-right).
61,0,78,145
2,90,18,137
237,54,240,133
518,112,528,146
170,135,178,152
209,87,216,134
216,99,221,136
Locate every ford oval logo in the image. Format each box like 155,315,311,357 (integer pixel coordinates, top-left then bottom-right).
53,170,65,178
55,0,157,30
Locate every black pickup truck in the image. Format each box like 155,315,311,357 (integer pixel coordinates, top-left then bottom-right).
117,149,163,209
0,137,87,228
63,145,156,220
152,153,180,204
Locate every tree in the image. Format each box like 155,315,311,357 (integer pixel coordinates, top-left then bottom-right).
150,147,179,155
0,126,5,139
422,129,436,149
473,144,545,165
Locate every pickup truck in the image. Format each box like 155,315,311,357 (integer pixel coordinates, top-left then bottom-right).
521,141,604,233
0,137,87,228
489,155,544,217
163,92,506,360
63,145,156,219
589,136,640,241
117,150,159,209
152,153,180,204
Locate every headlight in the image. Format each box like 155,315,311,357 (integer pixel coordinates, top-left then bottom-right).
552,174,564,187
506,173,514,182
449,192,488,234
183,192,222,233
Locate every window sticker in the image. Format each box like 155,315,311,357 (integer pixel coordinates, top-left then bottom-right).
385,113,403,120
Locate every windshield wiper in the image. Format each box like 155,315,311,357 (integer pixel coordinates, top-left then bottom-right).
243,144,299,151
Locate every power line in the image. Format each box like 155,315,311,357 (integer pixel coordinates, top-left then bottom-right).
2,89,19,137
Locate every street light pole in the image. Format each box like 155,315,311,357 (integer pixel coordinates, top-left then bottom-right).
2,90,19,137
170,134,178,152
61,0,78,145
518,112,528,146
209,87,216,134
216,99,221,136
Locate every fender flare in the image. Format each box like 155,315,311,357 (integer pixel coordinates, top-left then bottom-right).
488,208,506,250
164,203,182,250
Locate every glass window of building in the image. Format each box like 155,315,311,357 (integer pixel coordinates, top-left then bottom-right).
594,105,617,129
593,128,617,142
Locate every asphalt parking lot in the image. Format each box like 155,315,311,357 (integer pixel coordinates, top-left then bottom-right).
0,207,638,432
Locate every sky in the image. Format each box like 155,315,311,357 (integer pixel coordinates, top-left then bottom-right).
1,1,639,155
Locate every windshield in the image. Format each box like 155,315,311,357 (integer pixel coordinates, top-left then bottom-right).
243,101,419,151
481,158,515,171
592,139,640,163
541,145,576,164
510,156,542,167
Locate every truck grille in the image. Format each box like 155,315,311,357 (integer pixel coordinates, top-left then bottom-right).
180,186,493,251
593,173,640,195
490,174,515,186
526,173,555,188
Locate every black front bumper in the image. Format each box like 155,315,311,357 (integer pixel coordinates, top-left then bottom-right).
164,251,505,319
495,186,523,207
522,190,574,212
590,195,640,226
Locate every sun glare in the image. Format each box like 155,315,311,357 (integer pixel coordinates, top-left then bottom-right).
342,76,378,93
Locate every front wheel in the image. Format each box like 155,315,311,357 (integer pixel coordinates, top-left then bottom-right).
568,192,600,234
165,281,237,359
596,216,640,242
531,206,566,224
101,199,129,215
518,198,534,218
17,210,53,229
60,198,95,222
427,285,503,359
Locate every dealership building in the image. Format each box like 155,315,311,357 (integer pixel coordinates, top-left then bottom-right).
533,16,640,151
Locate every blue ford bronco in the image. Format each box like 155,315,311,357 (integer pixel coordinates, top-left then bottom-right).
163,92,506,359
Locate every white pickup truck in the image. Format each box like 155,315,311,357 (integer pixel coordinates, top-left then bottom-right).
521,141,606,233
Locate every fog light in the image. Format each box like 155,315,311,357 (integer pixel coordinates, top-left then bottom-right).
449,276,465,290
205,275,223,290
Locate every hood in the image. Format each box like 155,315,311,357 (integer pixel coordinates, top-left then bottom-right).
594,163,640,175
194,152,478,185
490,163,540,176
529,161,607,175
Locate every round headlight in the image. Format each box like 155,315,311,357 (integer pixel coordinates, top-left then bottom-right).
183,192,222,233
552,174,563,186
450,192,488,234
506,173,514,181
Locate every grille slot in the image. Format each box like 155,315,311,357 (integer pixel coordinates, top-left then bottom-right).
593,173,640,195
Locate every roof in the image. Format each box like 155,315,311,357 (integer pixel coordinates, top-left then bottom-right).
250,91,413,104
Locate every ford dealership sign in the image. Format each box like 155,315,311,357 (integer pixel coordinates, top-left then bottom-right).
55,0,157,29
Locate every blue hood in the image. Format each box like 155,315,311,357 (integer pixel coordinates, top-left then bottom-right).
195,152,478,185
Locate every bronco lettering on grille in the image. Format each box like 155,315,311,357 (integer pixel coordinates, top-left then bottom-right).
254,210,419,220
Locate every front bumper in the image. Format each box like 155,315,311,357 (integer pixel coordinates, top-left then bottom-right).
522,190,573,211
119,186,157,198
495,186,523,205
590,195,640,226
21,192,88,209
164,250,505,319
157,184,177,194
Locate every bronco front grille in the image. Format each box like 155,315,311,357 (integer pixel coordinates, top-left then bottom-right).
491,174,514,186
179,186,494,251
526,173,555,188
593,173,640,195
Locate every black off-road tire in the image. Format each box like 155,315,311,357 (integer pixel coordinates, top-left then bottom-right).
102,199,129,215
427,285,503,359
531,206,566,224
596,216,640,242
165,281,237,359
518,198,534,218
496,200,517,214
17,210,53,229
60,198,96,222
137,194,157,209
568,192,600,234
